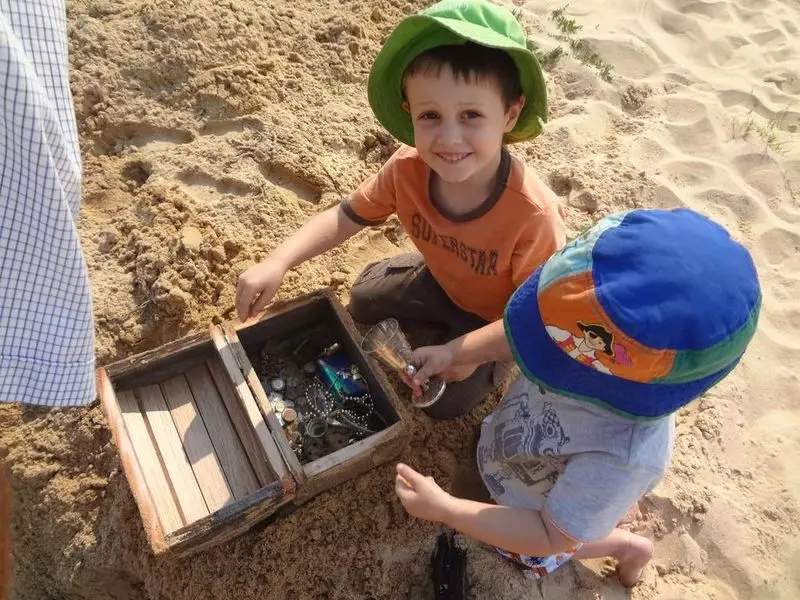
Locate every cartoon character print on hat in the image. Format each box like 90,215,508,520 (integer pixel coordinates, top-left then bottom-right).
506,208,761,419
537,271,677,383
545,321,632,375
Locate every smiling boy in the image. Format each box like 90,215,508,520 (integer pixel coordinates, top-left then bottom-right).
236,0,566,418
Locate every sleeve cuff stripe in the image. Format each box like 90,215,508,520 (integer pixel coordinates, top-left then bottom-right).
340,201,386,226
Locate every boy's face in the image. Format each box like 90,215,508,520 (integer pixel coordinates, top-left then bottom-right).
403,66,524,187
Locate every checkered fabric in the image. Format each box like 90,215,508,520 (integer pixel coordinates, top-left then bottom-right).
1,0,95,406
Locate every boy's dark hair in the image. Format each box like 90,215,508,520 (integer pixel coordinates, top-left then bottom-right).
403,43,523,108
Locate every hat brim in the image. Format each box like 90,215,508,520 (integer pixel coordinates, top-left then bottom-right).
368,15,547,147
504,268,737,420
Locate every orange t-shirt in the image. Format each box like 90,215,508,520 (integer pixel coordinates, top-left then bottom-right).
341,145,566,322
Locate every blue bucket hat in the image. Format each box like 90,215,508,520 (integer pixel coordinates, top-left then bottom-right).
504,208,761,420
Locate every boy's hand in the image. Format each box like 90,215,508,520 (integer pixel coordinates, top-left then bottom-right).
395,463,454,524
235,259,288,321
411,344,454,387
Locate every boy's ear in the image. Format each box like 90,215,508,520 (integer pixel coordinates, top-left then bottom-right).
504,95,526,132
402,100,411,113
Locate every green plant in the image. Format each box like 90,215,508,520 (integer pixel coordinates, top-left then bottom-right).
729,103,797,156
528,40,565,70
517,4,614,82
569,38,614,82
551,6,581,37
729,115,756,140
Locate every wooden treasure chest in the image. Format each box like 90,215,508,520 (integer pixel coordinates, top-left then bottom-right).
97,290,408,557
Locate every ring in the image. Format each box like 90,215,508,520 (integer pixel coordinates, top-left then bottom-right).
305,417,328,438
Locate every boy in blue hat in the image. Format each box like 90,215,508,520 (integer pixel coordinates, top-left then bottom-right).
395,208,761,584
236,0,565,419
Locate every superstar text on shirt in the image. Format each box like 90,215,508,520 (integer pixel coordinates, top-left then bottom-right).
410,213,499,276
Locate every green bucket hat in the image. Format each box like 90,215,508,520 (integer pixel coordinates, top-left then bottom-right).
367,0,547,146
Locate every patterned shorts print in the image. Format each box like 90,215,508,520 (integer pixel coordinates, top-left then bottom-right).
495,544,581,580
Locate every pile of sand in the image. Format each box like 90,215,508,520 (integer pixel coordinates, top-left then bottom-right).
1,0,798,598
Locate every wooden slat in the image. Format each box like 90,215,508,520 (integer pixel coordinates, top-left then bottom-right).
222,322,306,486
206,358,275,487
295,423,409,505
230,292,324,332
116,389,186,535
107,386,184,538
304,425,399,478
104,330,212,386
160,375,233,512
185,364,260,499
210,326,296,497
137,385,209,524
97,369,179,548
164,481,289,558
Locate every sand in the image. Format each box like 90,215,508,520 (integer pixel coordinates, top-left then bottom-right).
0,0,799,598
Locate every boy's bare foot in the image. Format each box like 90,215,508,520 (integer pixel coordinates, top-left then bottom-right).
618,500,643,527
615,533,653,586
575,528,654,586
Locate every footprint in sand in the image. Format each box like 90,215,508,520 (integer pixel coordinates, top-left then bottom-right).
732,153,784,197
120,159,153,189
198,118,261,138
696,188,767,224
757,226,800,271
658,95,710,125
628,134,674,171
177,170,257,204
665,117,724,155
94,123,195,156
651,182,689,210
680,0,731,20
661,158,717,189
581,35,661,79
258,163,322,205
